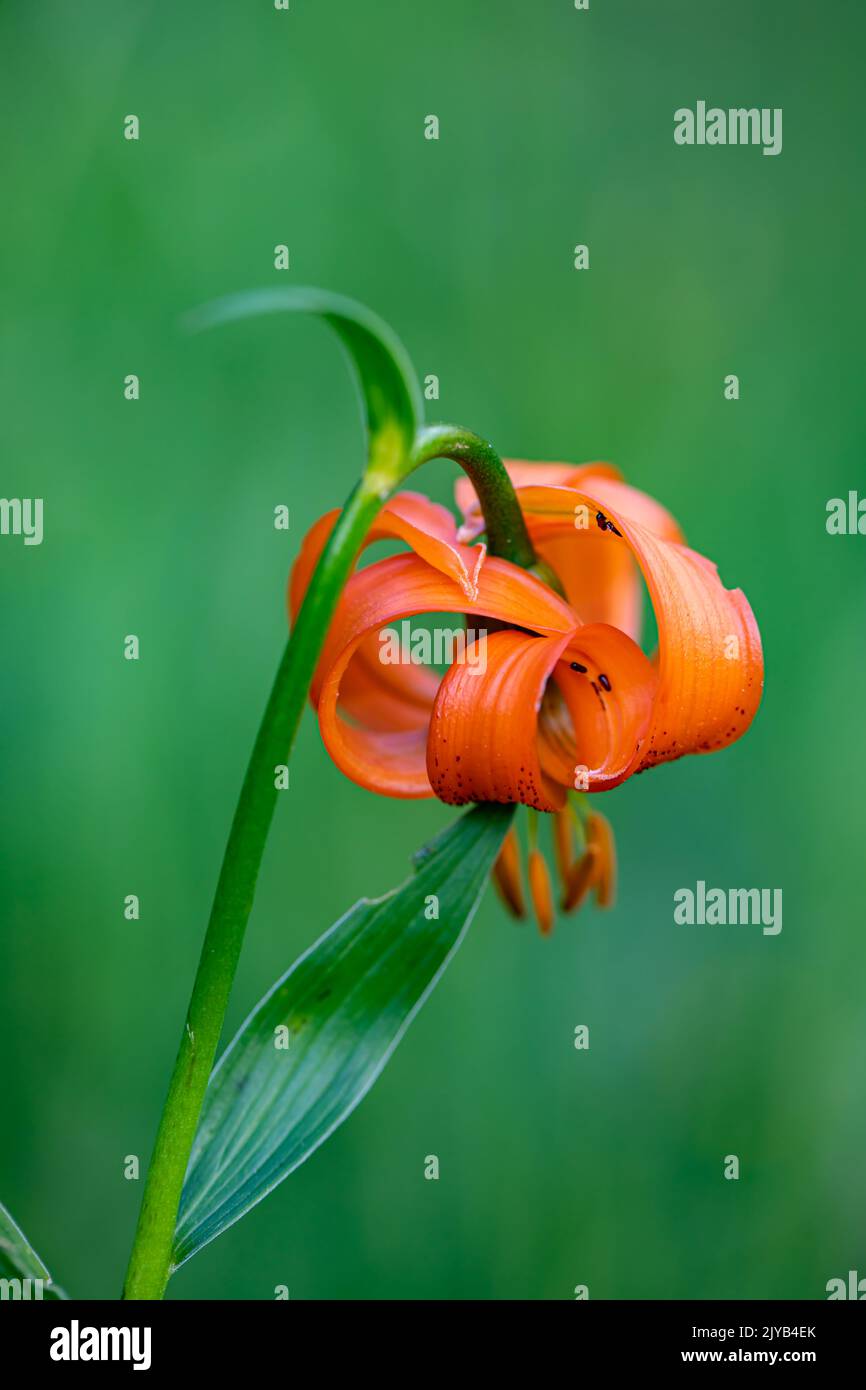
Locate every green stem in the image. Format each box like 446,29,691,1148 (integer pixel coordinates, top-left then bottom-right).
122,426,533,1300
410,425,536,567
122,481,382,1300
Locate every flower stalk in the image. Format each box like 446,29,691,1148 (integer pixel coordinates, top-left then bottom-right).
122,479,384,1300
409,424,536,568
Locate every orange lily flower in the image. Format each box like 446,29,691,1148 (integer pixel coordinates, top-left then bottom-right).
289,462,763,933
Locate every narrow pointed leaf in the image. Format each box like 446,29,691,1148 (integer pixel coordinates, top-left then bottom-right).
0,1199,68,1299
184,285,422,486
173,803,512,1267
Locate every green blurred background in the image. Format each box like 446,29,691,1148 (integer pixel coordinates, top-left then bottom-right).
2,0,864,1300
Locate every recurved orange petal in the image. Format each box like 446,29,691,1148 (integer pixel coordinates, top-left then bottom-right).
427,628,576,811
456,462,683,642
533,528,643,637
536,625,657,792
290,490,487,620
509,483,764,774
316,553,579,798
289,492,487,735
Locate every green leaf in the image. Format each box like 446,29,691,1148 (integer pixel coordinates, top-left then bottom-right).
173,802,512,1267
0,1199,67,1300
184,286,422,489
